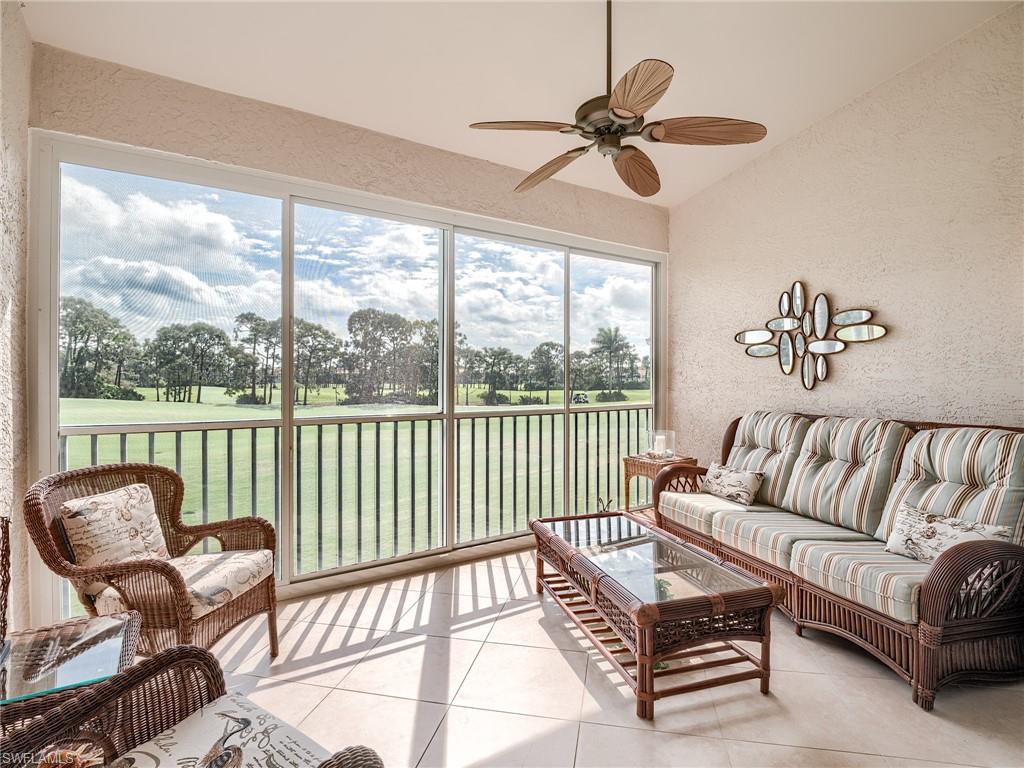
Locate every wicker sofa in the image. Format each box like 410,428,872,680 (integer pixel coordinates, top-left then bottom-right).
652,411,1024,710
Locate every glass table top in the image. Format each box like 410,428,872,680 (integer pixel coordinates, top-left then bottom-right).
539,516,759,604
0,615,132,706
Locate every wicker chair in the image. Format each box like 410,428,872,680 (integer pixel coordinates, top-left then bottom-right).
23,463,279,657
3,645,383,767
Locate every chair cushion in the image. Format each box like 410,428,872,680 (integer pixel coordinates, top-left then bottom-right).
725,411,813,506
782,417,912,534
60,483,169,568
791,540,932,623
875,427,1024,544
712,511,872,569
659,492,779,536
94,549,274,620
110,691,330,767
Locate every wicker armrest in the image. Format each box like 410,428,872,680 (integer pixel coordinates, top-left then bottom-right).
65,558,192,624
175,515,276,553
652,463,709,506
4,645,226,763
319,745,386,768
919,539,1024,641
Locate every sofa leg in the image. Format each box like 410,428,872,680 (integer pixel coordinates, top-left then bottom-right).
794,623,803,637
917,688,935,711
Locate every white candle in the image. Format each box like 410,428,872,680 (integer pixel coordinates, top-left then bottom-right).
653,435,666,455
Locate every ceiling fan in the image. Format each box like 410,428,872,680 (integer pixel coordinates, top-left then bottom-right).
470,0,767,197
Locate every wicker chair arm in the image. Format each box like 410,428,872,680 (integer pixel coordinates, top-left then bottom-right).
65,558,192,629
4,645,226,762
652,463,709,506
319,745,386,768
174,515,276,553
919,540,1024,640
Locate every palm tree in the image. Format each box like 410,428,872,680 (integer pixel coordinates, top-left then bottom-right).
591,327,627,394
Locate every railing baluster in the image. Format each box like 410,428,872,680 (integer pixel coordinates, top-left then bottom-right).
392,422,398,556
573,412,579,514
250,428,257,519
550,414,555,515
470,418,476,539
357,423,363,563
512,417,518,529
317,424,324,571
337,424,343,567
585,412,590,511
499,417,504,535
525,415,531,521
538,415,543,517
484,416,490,537
148,432,155,464
615,410,621,506
374,422,381,561
595,412,600,505
90,434,98,466
58,435,67,471
273,427,280,534
455,419,461,543
427,420,433,548
410,420,416,553
201,430,209,553
227,429,234,520
175,432,182,475
295,427,303,570
605,409,611,503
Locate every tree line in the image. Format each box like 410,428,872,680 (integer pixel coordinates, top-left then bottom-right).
58,297,650,407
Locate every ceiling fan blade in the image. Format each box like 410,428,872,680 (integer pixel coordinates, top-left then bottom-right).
470,121,576,132
613,146,660,198
515,147,589,192
608,59,674,121
644,117,767,145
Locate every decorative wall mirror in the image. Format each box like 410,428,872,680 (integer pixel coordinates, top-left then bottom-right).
779,334,794,374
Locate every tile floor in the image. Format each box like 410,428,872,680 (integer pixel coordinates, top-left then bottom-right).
213,549,1023,768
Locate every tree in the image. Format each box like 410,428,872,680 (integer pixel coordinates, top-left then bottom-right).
591,326,629,394
294,319,341,406
479,347,515,405
59,297,135,398
529,342,563,404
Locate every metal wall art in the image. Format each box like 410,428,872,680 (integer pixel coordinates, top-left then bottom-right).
733,281,887,390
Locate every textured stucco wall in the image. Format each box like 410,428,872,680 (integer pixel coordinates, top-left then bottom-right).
0,0,31,630
666,6,1024,465
29,44,667,252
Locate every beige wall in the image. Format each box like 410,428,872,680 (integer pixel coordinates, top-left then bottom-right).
29,44,667,252
0,0,31,630
666,6,1024,465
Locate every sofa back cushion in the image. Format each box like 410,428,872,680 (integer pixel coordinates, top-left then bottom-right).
782,417,912,534
725,411,812,506
874,427,1024,543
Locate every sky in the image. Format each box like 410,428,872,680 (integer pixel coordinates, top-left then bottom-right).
59,163,652,359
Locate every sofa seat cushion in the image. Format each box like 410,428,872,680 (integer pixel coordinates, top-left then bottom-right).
110,691,330,767
791,540,932,623
94,549,274,620
782,417,912,534
712,511,872,569
659,492,779,535
875,427,1024,544
726,411,813,507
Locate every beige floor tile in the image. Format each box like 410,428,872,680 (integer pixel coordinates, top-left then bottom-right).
726,741,891,767
579,654,722,738
418,706,579,768
211,614,272,671
340,632,482,704
709,670,1024,767
285,584,427,629
454,642,588,721
224,673,331,726
300,689,447,768
486,597,589,651
883,759,981,768
430,563,531,600
574,722,732,767
393,589,505,641
234,620,385,687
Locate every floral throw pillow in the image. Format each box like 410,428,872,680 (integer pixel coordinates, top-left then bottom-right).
885,503,1011,563
60,483,169,572
701,463,764,505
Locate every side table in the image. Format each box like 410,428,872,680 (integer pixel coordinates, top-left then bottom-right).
622,454,697,510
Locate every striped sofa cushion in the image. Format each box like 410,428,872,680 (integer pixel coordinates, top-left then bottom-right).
725,412,812,507
875,427,1024,544
712,511,872,569
791,540,931,623
659,492,778,535
782,417,912,534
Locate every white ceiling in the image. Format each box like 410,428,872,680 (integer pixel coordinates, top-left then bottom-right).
22,1,1008,207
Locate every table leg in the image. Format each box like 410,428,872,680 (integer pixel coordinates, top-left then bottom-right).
760,613,772,695
636,626,655,719
624,470,632,511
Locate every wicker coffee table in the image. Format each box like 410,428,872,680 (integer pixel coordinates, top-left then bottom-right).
530,513,784,719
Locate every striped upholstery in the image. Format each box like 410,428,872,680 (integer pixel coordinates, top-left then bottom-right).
712,511,872,569
791,540,932,623
725,412,812,506
782,417,912,534
659,492,779,535
875,427,1024,543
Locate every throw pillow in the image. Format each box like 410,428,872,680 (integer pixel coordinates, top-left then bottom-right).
60,483,169,572
701,462,764,505
884,503,1011,563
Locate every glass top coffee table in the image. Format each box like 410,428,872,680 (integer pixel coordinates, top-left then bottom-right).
530,513,785,719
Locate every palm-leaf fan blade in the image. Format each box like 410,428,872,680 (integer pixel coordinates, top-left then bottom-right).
608,59,674,120
515,147,589,192
646,117,767,145
470,121,576,132
613,146,660,197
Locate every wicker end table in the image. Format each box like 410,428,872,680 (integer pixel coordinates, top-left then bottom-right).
623,454,697,510
530,513,784,719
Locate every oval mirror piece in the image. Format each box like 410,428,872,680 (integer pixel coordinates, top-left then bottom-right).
807,339,846,355
816,355,828,382
767,317,801,332
813,294,830,339
779,291,791,317
735,329,773,345
746,344,777,358
792,281,806,315
835,324,887,343
801,354,815,390
832,309,872,326
802,311,812,337
794,333,806,357
779,334,794,375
